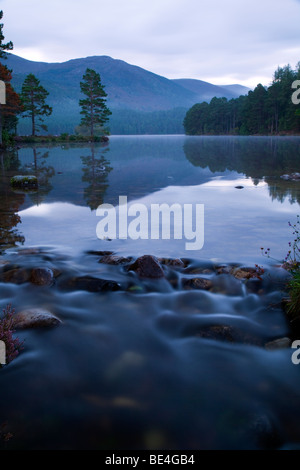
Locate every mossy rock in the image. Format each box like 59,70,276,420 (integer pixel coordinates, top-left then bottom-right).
11,175,38,189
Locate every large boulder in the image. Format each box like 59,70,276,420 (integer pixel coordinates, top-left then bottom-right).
128,255,165,279
30,267,54,286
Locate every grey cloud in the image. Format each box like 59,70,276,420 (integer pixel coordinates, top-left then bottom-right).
1,0,300,87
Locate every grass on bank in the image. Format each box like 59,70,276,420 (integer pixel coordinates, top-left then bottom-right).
1,131,109,148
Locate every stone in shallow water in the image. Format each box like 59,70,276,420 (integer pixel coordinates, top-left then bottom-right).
1,268,31,284
61,275,121,292
231,267,259,280
99,254,132,265
128,255,165,279
265,337,292,350
87,250,113,256
197,325,235,342
30,267,54,286
215,264,232,275
158,258,185,268
196,325,264,346
181,277,213,290
13,308,62,329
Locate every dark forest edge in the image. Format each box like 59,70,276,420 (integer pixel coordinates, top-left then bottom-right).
184,64,300,136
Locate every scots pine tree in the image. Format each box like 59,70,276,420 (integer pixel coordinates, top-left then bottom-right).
79,68,111,138
21,74,52,136
0,10,13,61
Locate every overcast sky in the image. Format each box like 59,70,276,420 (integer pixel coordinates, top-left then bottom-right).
1,0,300,88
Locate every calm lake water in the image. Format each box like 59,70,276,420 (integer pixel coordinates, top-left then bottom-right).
0,135,300,449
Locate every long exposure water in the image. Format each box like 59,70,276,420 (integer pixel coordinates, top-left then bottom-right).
0,135,300,449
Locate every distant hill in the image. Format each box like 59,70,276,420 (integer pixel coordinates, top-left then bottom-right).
172,79,250,102
4,54,250,135
220,84,252,96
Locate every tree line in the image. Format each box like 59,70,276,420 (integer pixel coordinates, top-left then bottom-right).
0,10,111,146
184,65,300,135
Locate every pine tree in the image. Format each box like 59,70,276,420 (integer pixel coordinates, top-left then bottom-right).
21,74,52,136
0,10,13,60
79,68,111,138
0,10,13,145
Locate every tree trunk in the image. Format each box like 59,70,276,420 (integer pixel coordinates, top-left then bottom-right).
90,102,94,139
32,112,35,136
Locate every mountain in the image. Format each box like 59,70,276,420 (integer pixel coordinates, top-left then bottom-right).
172,79,250,102
220,84,251,96
4,54,250,135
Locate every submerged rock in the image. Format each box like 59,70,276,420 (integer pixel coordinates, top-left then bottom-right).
128,255,165,279
196,325,235,342
181,277,213,290
265,337,292,350
60,275,121,293
99,254,132,265
231,267,260,280
87,250,113,256
13,308,62,329
30,267,54,286
158,258,185,268
215,264,232,275
183,266,213,275
0,268,31,284
196,324,264,346
0,266,56,286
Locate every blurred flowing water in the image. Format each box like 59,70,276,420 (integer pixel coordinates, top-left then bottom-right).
0,135,300,449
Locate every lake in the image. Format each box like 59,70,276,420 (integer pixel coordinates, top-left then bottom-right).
0,135,300,449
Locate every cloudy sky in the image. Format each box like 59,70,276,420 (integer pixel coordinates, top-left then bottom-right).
1,0,300,88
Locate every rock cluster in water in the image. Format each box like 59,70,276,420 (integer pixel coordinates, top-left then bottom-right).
0,250,293,349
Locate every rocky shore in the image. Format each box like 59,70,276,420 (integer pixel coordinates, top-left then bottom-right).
0,249,293,350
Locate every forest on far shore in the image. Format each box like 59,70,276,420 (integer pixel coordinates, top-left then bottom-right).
184,64,300,136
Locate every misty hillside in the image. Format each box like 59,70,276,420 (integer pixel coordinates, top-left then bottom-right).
5,54,250,135
220,84,251,96
172,79,250,102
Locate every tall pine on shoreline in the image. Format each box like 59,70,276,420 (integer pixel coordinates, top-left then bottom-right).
21,74,52,136
79,68,111,139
